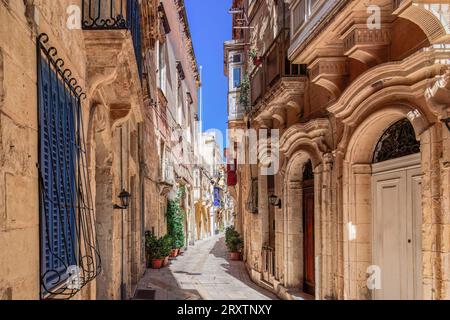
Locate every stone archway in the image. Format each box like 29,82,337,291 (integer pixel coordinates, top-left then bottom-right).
278,119,335,300
340,105,438,300
283,151,316,292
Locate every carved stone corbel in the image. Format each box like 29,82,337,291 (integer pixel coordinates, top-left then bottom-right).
425,69,450,116
341,25,391,67
309,57,348,99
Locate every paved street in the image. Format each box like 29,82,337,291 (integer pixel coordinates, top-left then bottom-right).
136,235,278,300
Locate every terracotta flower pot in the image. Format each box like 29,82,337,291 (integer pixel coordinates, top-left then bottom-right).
151,258,164,269
253,57,262,66
163,256,170,267
230,252,241,261
170,249,178,258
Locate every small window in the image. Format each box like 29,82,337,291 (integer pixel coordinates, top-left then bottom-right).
232,54,241,63
293,0,307,32
233,67,241,88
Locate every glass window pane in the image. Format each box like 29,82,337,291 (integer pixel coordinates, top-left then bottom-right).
233,68,241,88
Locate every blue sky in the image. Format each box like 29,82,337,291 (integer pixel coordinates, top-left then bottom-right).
186,0,231,142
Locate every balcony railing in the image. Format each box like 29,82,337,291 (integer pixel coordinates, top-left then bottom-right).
82,0,142,76
250,28,305,106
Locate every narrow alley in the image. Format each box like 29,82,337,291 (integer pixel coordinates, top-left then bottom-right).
1,0,450,304
136,236,278,300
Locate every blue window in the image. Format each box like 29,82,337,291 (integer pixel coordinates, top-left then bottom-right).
38,56,78,292
37,33,100,300
233,67,241,88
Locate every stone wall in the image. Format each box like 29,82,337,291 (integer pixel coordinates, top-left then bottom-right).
0,0,146,300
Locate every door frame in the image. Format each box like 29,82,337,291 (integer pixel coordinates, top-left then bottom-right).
302,178,315,296
371,153,422,300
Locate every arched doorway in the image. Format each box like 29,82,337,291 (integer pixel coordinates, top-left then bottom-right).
302,160,315,296
370,119,422,300
342,111,427,300
283,151,321,297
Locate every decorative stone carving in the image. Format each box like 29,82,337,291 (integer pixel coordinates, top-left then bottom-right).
341,25,391,66
280,118,332,159
84,30,144,124
309,57,348,99
394,1,450,44
328,49,448,125
426,69,450,115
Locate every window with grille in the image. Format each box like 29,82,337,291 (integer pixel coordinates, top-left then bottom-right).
39,54,78,294
37,33,100,299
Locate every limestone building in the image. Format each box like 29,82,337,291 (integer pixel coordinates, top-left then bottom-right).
226,0,450,300
141,0,200,245
0,0,199,300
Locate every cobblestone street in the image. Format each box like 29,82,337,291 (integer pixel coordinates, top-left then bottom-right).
136,236,278,300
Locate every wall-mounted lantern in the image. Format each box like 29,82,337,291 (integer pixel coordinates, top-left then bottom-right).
114,189,132,210
268,195,282,209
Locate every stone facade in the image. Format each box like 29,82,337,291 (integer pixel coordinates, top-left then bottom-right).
140,0,199,244
0,0,199,300
226,0,450,300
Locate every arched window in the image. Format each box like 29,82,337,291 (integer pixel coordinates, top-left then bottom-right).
373,119,420,164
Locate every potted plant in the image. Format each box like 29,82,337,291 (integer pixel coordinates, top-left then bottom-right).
167,198,186,255
239,74,250,111
145,231,165,269
249,48,262,67
161,234,173,267
225,226,243,261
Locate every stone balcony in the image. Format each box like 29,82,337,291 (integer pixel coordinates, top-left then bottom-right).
82,0,144,126
249,28,307,125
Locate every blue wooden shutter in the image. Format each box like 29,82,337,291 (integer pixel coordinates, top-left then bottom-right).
38,57,77,290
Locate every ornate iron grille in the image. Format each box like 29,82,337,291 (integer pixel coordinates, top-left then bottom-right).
373,118,420,164
82,0,128,29
37,33,101,299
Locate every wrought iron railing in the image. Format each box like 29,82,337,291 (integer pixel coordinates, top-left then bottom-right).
82,0,142,77
250,28,305,106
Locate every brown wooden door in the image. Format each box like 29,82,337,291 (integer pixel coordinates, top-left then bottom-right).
303,180,315,296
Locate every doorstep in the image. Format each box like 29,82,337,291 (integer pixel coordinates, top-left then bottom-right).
245,263,315,301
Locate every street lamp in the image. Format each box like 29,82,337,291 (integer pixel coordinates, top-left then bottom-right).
268,195,282,209
114,189,131,210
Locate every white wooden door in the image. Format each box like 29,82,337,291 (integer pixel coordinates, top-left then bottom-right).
372,154,422,300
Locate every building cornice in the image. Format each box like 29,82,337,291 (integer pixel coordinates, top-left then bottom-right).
174,0,200,86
